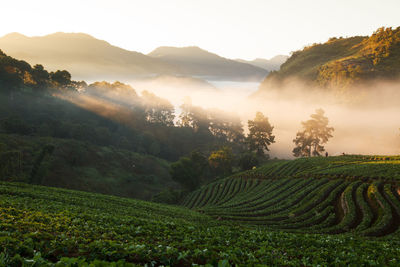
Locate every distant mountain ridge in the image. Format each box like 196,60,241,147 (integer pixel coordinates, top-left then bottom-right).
235,55,288,71
0,33,268,81
0,32,177,81
148,46,268,81
257,26,400,93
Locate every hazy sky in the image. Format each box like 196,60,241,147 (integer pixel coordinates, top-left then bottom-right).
1,0,399,59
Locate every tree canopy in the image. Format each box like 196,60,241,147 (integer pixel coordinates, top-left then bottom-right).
293,108,334,157
247,112,275,157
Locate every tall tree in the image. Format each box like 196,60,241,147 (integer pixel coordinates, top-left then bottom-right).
50,70,72,88
178,97,210,134
169,151,207,191
208,108,245,144
247,112,275,156
142,90,175,126
292,108,334,157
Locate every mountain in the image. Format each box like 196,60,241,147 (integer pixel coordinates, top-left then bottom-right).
0,33,268,81
235,55,288,71
0,32,179,81
257,26,400,92
148,46,268,81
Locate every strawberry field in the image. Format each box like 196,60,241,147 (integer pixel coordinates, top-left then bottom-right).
1,155,400,265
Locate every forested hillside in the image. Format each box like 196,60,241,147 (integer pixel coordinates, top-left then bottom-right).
0,50,251,200
258,26,400,91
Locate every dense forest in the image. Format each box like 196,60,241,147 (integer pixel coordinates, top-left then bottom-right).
0,50,274,201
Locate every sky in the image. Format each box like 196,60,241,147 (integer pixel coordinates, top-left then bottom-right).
1,0,400,60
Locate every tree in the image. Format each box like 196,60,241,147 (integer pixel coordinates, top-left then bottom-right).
292,108,334,157
190,150,208,175
247,112,275,156
292,131,313,158
142,90,175,126
169,151,208,191
170,156,201,191
208,146,234,177
31,64,50,88
208,109,245,144
178,97,210,133
50,70,72,88
238,152,259,171
0,65,23,93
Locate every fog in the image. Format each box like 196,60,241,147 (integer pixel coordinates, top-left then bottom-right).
125,76,400,159
60,75,400,159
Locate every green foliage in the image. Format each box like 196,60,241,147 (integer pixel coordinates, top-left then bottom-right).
247,111,275,156
151,188,187,205
0,50,247,163
184,155,400,241
0,115,33,135
260,26,400,90
208,146,234,177
170,155,203,191
0,134,174,200
293,108,334,157
0,150,22,180
29,144,55,184
0,182,400,265
238,152,259,171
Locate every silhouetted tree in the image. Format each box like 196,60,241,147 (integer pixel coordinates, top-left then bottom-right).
31,64,50,88
292,108,334,157
292,131,313,157
209,109,245,144
178,97,210,134
50,70,72,88
142,90,175,126
247,112,275,156
238,152,259,171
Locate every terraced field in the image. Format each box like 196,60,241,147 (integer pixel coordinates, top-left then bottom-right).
1,155,400,265
183,155,400,237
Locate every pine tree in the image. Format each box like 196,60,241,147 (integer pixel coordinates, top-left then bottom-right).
293,108,334,157
247,112,275,157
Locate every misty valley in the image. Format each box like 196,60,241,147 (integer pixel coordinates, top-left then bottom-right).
1,10,400,266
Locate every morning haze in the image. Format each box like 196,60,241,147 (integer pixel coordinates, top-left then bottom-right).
1,1,400,265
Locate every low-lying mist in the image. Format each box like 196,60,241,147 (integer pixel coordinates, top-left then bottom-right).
60,75,400,159
248,79,400,158
129,77,400,158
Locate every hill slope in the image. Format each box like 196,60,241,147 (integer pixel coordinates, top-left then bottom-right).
184,155,400,236
258,26,400,92
0,181,399,265
0,134,175,200
148,46,268,81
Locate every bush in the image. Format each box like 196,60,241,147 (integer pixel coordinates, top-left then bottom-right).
238,152,259,171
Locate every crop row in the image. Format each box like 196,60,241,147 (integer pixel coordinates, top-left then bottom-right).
184,175,400,237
